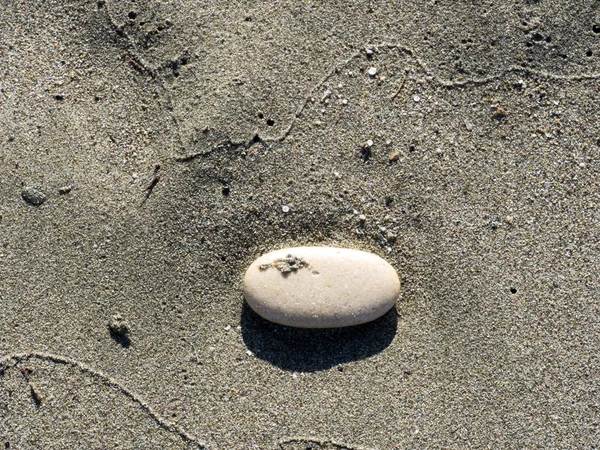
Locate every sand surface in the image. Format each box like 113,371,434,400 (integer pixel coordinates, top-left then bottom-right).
1,0,600,448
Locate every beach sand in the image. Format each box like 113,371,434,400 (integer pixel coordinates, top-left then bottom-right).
1,0,599,448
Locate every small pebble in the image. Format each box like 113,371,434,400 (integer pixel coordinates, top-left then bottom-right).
389,151,400,162
368,67,377,77
282,205,290,213
21,187,47,206
413,95,421,102
108,314,130,345
366,139,374,147
243,247,400,328
58,185,73,195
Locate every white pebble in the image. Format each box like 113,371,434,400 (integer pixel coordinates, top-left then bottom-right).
413,95,420,102
368,67,377,77
282,205,290,213
243,247,400,328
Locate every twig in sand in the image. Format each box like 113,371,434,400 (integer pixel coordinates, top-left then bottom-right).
390,76,406,101
141,164,161,205
121,51,148,74
145,164,161,192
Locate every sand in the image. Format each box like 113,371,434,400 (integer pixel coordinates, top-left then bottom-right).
1,0,599,448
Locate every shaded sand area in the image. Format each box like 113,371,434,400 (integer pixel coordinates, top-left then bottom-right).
1,0,600,448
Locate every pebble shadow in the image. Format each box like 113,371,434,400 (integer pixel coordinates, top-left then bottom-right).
240,300,398,372
109,329,131,348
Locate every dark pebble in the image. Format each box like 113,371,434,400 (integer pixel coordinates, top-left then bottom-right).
21,187,47,206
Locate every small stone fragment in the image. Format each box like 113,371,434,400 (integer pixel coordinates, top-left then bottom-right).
367,67,377,77
491,104,508,119
58,185,73,194
109,314,129,335
21,187,47,206
108,314,131,346
243,247,400,328
389,151,400,162
282,205,290,213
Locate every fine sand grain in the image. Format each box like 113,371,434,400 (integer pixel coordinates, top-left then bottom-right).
1,0,600,448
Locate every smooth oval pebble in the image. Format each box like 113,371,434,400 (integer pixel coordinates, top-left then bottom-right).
243,247,400,328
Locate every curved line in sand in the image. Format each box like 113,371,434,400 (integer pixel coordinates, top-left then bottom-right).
174,40,600,162
278,436,373,450
274,42,600,143
95,2,600,157
0,354,376,450
0,351,205,449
